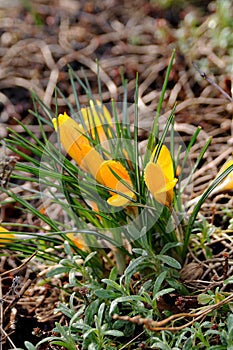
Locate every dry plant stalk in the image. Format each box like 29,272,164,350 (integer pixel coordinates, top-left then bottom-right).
113,292,233,331
0,251,37,278
0,251,37,348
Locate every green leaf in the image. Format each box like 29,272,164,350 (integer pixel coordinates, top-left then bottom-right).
124,255,149,279
97,302,106,325
157,255,181,269
102,279,125,293
84,299,101,325
109,295,145,315
198,293,213,305
227,314,233,334
108,266,118,282
56,302,76,319
83,327,96,340
84,251,97,264
151,342,172,350
223,276,233,285
64,240,74,257
24,342,37,350
69,268,79,286
153,271,167,297
88,343,99,350
166,278,189,294
104,329,124,337
71,321,91,332
207,346,229,350
160,242,182,255
70,307,85,326
51,340,76,350
153,288,175,300
46,266,71,277
94,289,120,299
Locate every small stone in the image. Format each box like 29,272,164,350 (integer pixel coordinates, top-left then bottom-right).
179,262,203,281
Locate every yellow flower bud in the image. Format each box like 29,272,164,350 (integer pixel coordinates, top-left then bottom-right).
0,226,14,246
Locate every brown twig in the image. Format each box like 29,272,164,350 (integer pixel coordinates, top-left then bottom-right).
113,292,233,331
193,62,233,103
0,251,37,277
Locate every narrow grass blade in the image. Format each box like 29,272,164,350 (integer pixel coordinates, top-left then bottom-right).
183,162,233,260
144,49,176,165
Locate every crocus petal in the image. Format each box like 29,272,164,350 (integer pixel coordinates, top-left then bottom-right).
98,160,132,191
79,144,104,182
80,100,113,145
98,160,135,206
86,200,102,220
81,100,112,129
144,145,178,207
151,145,175,181
217,160,233,191
107,191,135,207
145,162,166,193
52,113,91,169
66,233,87,250
212,160,233,194
0,226,14,246
86,200,99,212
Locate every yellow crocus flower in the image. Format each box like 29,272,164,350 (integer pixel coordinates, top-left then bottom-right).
53,111,134,207
52,112,104,175
144,145,178,207
52,99,113,166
